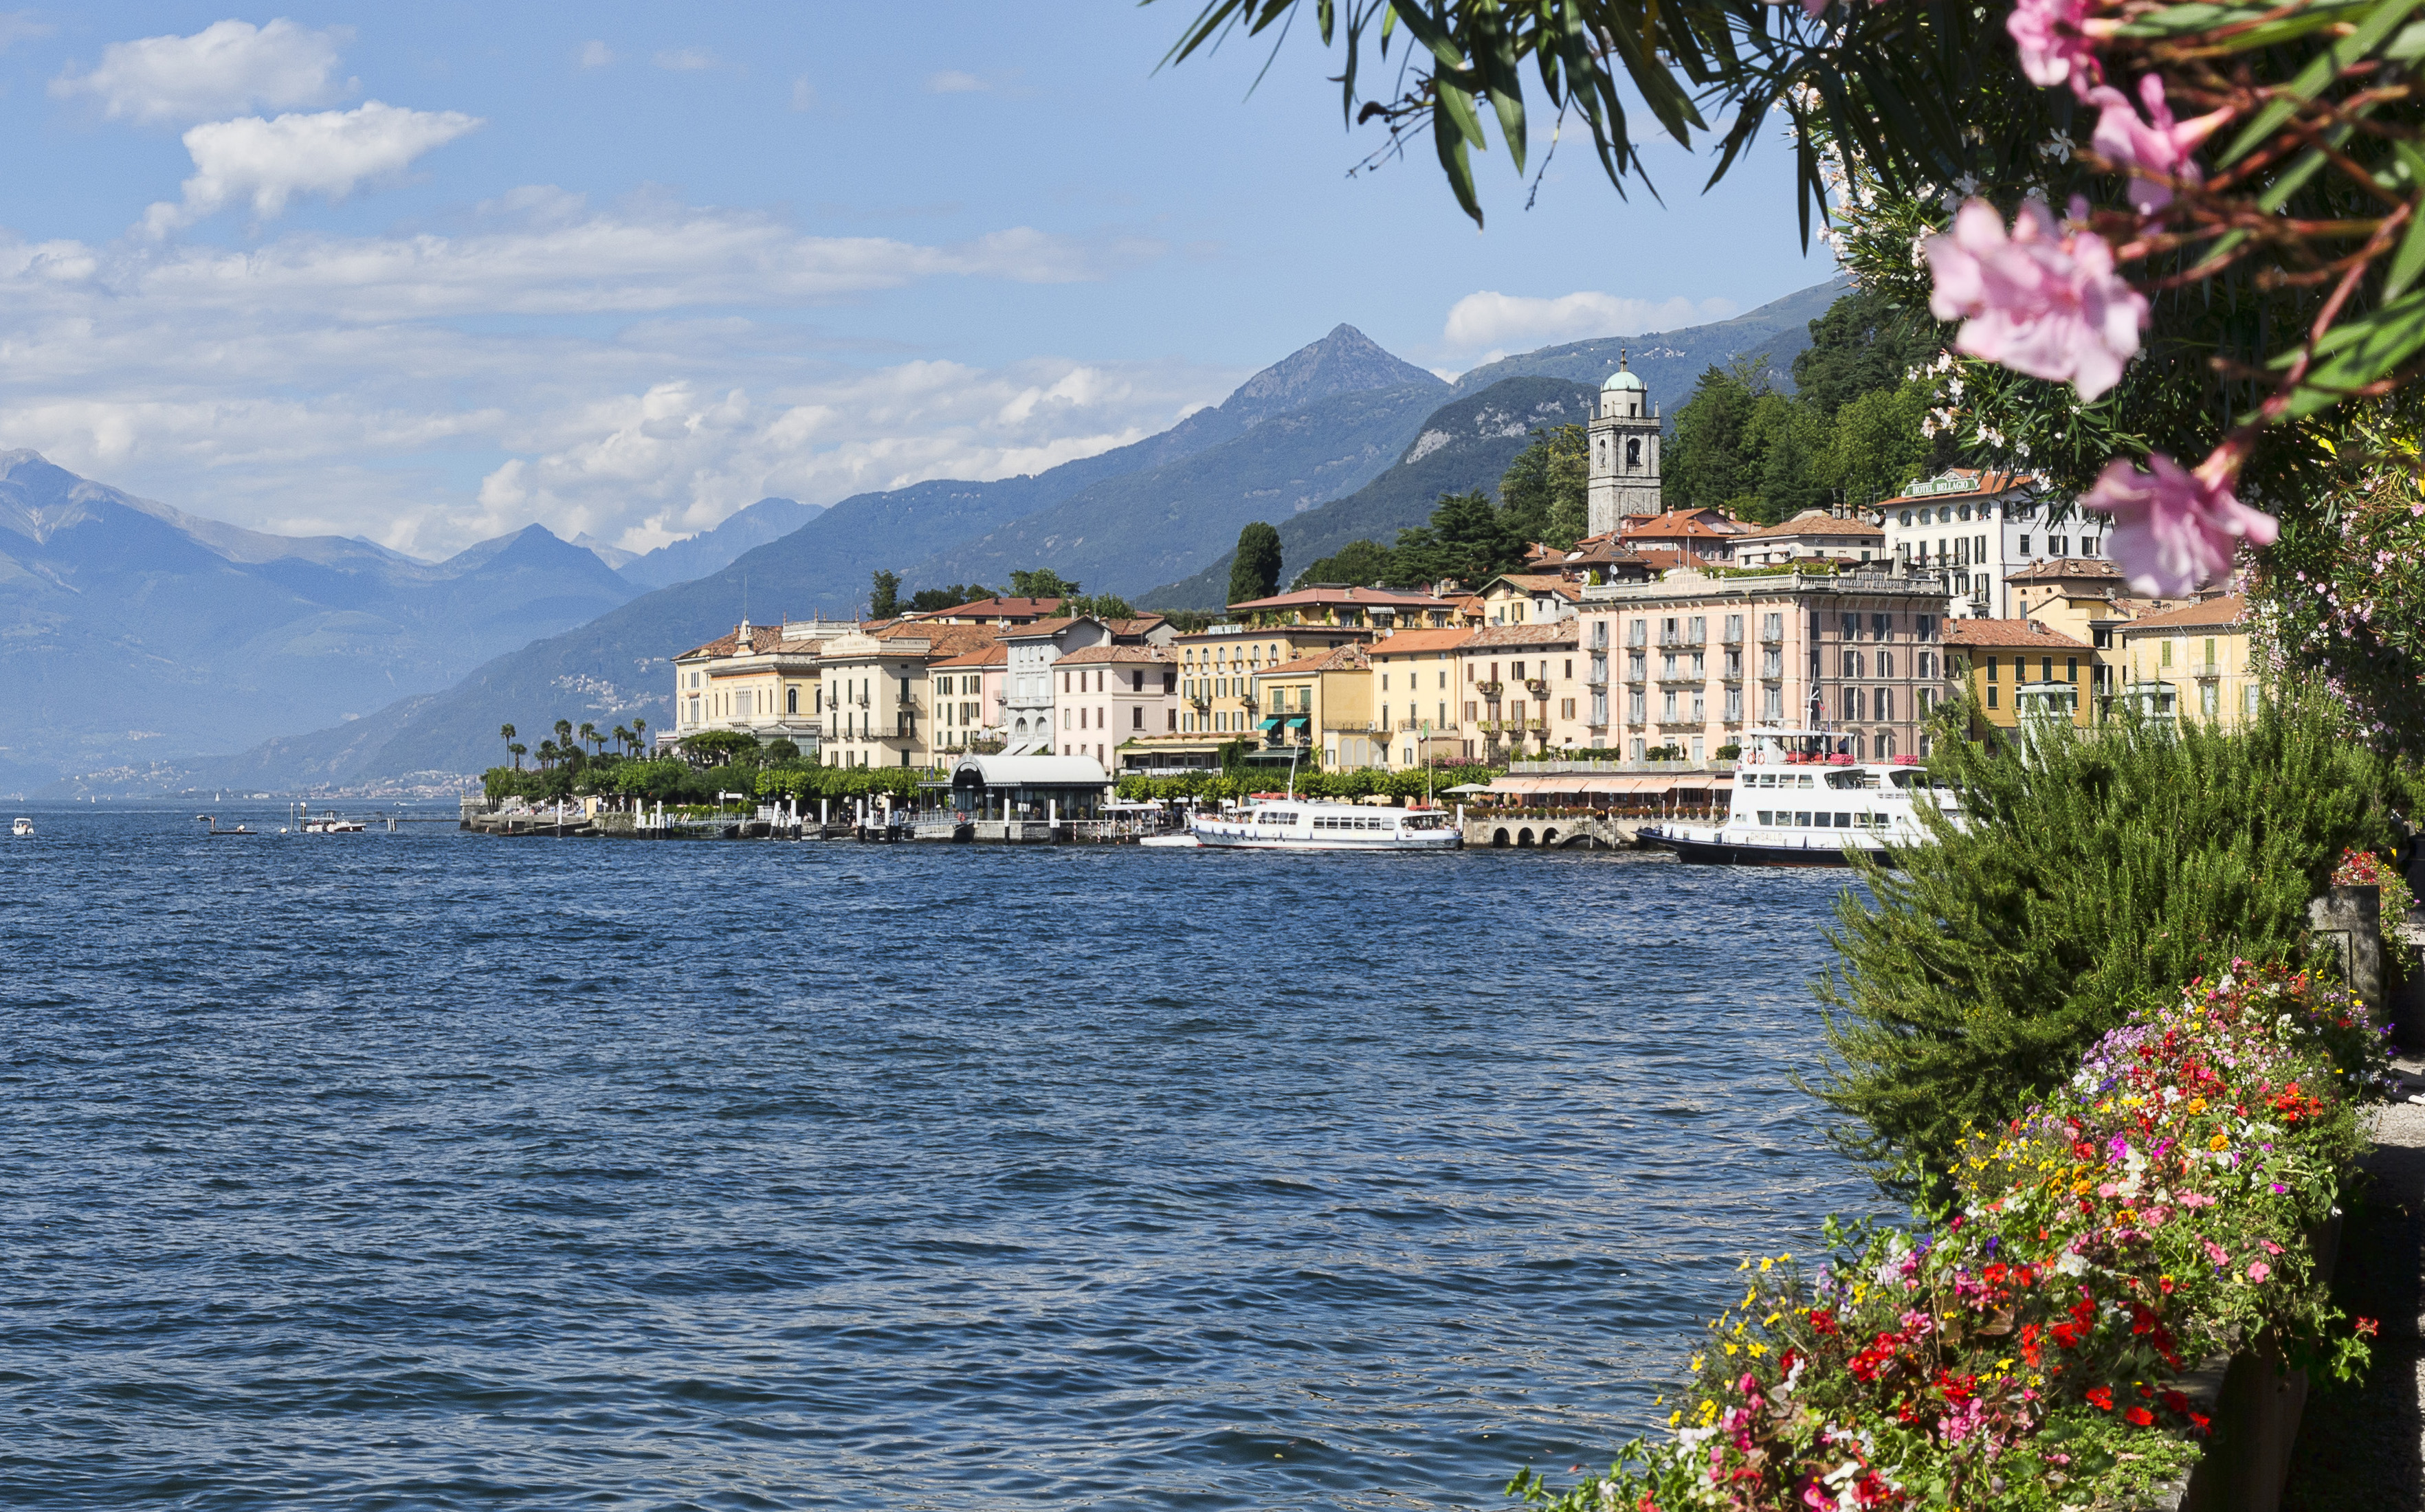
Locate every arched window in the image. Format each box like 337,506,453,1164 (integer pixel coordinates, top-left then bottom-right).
1626,437,1641,470
1876,687,1894,721
786,687,799,714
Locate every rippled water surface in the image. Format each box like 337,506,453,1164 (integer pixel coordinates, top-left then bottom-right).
0,805,1887,1510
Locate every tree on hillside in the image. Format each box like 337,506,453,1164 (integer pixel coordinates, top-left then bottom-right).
869,569,902,619
1391,489,1522,586
1815,384,1936,510
1744,392,1830,524
1064,592,1138,621
1498,424,1589,548
1791,286,1941,419
1009,568,1078,599
909,582,997,613
1291,537,1397,590
500,723,519,768
1663,362,1767,513
1228,522,1282,603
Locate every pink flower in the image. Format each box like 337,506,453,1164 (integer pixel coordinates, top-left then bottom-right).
2085,75,2233,214
1927,197,2147,400
2083,449,2280,596
2007,0,2099,89
2247,1260,2272,1283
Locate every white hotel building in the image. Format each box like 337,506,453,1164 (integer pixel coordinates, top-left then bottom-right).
1881,468,2100,620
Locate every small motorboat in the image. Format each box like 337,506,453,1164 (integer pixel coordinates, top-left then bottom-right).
1138,832,1202,847
300,811,366,834
195,814,256,836
10,816,30,836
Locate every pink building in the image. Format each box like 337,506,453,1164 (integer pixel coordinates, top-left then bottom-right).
928,641,1007,754
1051,643,1178,764
1575,566,1956,763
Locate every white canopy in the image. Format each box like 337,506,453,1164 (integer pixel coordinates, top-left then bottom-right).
949,754,1110,788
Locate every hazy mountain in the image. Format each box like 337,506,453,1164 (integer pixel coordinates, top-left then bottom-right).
161,324,1441,789
1139,377,1597,609
0,451,636,781
1448,278,1849,408
895,379,1448,599
613,497,827,589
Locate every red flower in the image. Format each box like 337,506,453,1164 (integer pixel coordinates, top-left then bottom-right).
2085,1386,2115,1411
2161,1390,2191,1414
1808,1309,1839,1336
2126,1405,2155,1426
2357,1317,2382,1339
2189,1411,2213,1434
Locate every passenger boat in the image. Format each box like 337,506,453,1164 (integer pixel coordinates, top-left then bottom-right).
300,812,366,834
10,816,30,836
1191,796,1461,852
1636,727,1960,868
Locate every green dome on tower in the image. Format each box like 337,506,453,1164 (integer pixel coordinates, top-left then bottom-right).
1602,351,1644,392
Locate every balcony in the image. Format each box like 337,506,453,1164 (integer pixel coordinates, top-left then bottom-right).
1622,666,1648,684
1474,680,1504,696
2186,659,2228,680
1321,720,1377,733
1395,718,1459,733
1522,678,1550,697
1187,693,1210,710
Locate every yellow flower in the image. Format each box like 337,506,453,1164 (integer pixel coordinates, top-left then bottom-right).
1749,1342,1767,1357
2209,1134,2230,1152
1689,1354,1705,1372
1724,1342,1739,1356
1760,1256,1774,1273
1669,1411,1681,1427
2189,1098,2206,1114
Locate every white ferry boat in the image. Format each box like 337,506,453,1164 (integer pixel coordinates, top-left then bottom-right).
1191,797,1461,852
1637,727,1960,868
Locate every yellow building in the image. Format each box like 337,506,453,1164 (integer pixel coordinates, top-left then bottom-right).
1369,627,1473,766
814,623,1003,769
1941,617,2096,742
1250,643,1377,768
2111,594,2261,727
669,617,848,754
1173,621,1375,743
1457,621,1593,760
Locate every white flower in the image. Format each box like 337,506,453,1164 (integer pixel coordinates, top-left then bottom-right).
2054,1252,2089,1276
2037,131,2075,164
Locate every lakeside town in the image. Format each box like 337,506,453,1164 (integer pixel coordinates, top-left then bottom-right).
472,365,2265,838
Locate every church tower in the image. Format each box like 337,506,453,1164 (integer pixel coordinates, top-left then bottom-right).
1586,353,1663,535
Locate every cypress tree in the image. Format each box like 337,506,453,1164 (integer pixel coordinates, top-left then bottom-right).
1813,685,2420,1191
1229,522,1282,604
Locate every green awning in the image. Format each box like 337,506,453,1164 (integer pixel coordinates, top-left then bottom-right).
1285,715,1309,729
1257,717,1283,733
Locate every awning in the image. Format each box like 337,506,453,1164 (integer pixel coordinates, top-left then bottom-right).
1285,715,1309,730
1257,717,1283,733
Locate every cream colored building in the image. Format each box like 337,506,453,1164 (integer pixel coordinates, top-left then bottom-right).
1369,626,1472,766
1731,509,1885,568
1457,621,1592,760
814,623,1004,769
1248,643,1378,768
2112,594,2261,727
669,616,855,755
1053,643,1177,764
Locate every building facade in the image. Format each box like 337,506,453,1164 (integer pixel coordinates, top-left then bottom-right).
1368,626,1471,766
928,641,1007,755
1942,617,2098,741
1881,469,2099,621
1578,567,1956,762
2112,594,2261,728
669,619,829,754
1001,614,1171,755
1585,356,1663,534
1457,621,1591,759
1248,643,1377,768
1732,509,1887,568
1052,643,1177,763
1173,621,1375,740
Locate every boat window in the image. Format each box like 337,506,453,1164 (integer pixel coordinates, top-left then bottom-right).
1795,811,1812,826
1756,810,1773,825
1836,812,1852,827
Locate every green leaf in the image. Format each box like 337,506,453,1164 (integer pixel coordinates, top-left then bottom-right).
2219,0,2425,168
2385,162,2425,300
2263,287,2425,420
2114,0,2372,43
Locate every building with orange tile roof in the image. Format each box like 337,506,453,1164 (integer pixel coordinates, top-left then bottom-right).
1617,508,1746,566
1223,582,1460,628
928,641,1008,755
903,594,1065,625
1001,614,1177,756
1248,642,1380,768
1457,620,1592,760
1941,616,2095,740
1732,509,1887,568
1368,626,1472,766
1052,643,1178,764
2113,594,2259,728
669,616,848,754
1880,467,2105,621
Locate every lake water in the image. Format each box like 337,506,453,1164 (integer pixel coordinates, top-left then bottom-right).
0,804,1885,1510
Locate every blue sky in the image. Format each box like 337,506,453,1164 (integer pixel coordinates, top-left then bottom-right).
0,3,1831,557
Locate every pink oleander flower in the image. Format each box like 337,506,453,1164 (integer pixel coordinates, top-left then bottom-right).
2007,0,2098,89
2247,1260,2272,1283
2085,74,2233,214
2083,449,2280,596
1927,197,2147,400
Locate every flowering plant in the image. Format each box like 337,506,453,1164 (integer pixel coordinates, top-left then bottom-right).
1509,963,2385,1511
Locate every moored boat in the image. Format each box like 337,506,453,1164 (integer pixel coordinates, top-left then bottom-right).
1636,726,1960,869
1191,796,1461,852
10,816,30,836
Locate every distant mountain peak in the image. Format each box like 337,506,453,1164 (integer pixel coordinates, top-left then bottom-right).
1216,323,1443,428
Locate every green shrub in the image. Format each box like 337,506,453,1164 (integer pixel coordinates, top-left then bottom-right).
1815,684,2418,1190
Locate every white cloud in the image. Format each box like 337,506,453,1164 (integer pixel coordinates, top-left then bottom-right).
924,69,987,93
140,101,484,234
652,47,716,71
578,40,614,69
0,11,53,54
0,196,1208,558
789,76,816,111
52,18,350,126
1441,290,1739,355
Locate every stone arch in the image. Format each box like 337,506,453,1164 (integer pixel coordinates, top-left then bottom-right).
1517,827,1536,847
1542,827,1559,846
1492,827,1511,848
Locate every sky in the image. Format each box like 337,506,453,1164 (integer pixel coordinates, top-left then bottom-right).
0,3,1834,559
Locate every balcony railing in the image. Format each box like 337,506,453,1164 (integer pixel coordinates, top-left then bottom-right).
1623,666,1648,683
1395,719,1460,733
1522,678,1550,696
1474,680,1504,696
2186,659,2228,679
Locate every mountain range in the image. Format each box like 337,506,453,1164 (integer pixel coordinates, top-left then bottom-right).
13,278,1850,797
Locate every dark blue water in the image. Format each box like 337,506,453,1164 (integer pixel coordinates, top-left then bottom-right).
0,805,1884,1510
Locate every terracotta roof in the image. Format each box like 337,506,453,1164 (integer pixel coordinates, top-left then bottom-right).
1488,573,1586,598
1738,512,1885,540
2006,557,2125,584
876,621,1001,656
1254,643,1371,678
1627,545,1692,573
905,595,1063,620
1460,621,1581,649
1943,617,2090,649
2116,594,2250,634
1880,469,2035,507
928,641,1008,669
1369,627,1475,657
1003,612,1166,642
1054,643,1175,665
675,623,791,659
1619,511,1744,541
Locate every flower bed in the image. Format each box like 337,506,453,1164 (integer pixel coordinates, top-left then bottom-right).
1514,963,2387,1511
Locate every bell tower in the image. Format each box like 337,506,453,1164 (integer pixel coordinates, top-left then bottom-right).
1586,352,1663,535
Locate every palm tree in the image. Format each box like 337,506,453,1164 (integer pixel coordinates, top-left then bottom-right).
500,723,519,768
632,718,648,756
535,739,558,770
553,718,575,752
612,724,634,757
579,721,600,755
507,742,527,768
